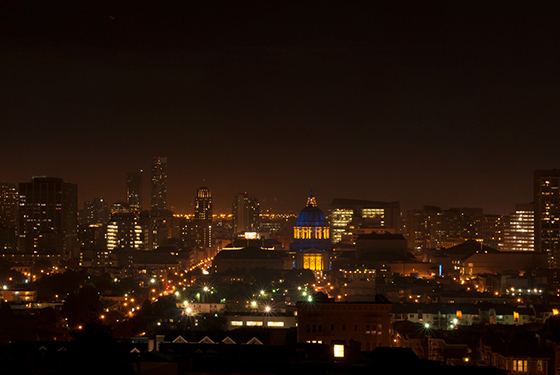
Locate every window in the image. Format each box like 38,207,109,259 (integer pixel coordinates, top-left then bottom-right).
512,359,527,373
333,345,344,358
246,321,263,327
267,321,284,327
230,321,243,326
537,360,543,373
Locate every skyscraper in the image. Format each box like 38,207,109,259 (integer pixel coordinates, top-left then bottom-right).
232,192,260,235
194,187,212,248
126,170,143,212
499,203,534,252
534,169,560,268
0,183,18,251
82,197,109,226
330,198,400,244
18,177,78,254
195,187,212,221
106,203,143,251
151,157,167,211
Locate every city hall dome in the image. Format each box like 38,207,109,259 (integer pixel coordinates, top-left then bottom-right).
296,193,328,227
293,191,330,243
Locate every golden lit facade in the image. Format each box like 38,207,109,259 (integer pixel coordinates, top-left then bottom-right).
302,251,324,271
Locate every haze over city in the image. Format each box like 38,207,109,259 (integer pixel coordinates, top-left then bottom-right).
2,1,560,214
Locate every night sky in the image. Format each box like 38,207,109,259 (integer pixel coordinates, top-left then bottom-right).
1,1,559,214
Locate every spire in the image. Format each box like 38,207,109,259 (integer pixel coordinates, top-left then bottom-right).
306,189,317,207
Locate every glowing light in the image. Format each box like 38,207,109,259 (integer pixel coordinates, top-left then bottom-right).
264,306,271,313
333,344,344,358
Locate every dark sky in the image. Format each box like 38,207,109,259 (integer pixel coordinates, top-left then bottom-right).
1,1,559,214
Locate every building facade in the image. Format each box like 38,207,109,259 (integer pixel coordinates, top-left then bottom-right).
151,157,167,211
194,187,212,248
330,199,400,244
126,171,143,212
232,192,259,235
499,203,534,252
297,297,392,351
82,197,109,226
18,177,78,254
0,182,18,252
534,170,560,268
106,203,143,250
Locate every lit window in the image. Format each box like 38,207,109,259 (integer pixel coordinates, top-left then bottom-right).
267,321,284,327
246,321,263,327
333,344,344,358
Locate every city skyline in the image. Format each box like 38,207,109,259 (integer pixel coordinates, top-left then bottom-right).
0,165,553,215
1,1,559,214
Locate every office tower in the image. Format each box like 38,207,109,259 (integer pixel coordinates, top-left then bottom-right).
106,203,143,250
151,157,167,211
499,203,534,252
232,192,260,235
194,187,212,248
330,198,400,244
405,206,483,250
82,197,109,226
142,209,185,250
126,171,143,212
0,183,18,251
534,170,560,268
195,187,212,221
406,206,443,251
18,177,78,254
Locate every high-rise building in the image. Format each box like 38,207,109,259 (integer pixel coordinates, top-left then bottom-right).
499,203,534,252
0,183,18,251
106,202,143,251
534,170,560,268
194,187,212,248
405,206,484,251
126,171,143,212
330,198,400,244
232,192,260,235
18,177,78,254
195,187,212,221
82,197,109,226
151,157,167,211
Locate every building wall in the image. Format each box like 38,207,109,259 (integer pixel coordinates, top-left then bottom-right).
297,300,392,351
534,170,560,268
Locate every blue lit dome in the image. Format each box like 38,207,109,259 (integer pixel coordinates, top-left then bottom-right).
296,194,328,227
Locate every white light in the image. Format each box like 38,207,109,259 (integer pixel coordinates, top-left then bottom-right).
333,345,344,358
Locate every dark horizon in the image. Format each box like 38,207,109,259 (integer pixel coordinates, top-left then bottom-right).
1,1,559,214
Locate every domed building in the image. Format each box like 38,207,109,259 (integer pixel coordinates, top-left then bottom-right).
291,191,332,272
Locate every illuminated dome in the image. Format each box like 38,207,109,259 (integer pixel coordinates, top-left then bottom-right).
293,191,330,244
296,194,328,227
